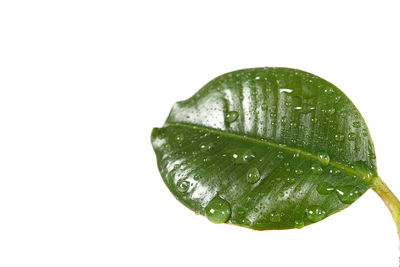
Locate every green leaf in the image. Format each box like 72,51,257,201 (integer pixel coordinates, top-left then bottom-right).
151,67,377,230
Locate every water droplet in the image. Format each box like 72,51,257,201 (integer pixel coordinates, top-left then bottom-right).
200,143,214,151
317,152,330,166
352,121,361,128
269,212,282,222
336,186,361,204
241,218,251,226
280,88,293,94
324,88,334,95
225,111,239,123
295,169,304,176
175,134,184,142
334,133,345,142
327,108,336,115
230,149,256,164
164,144,171,150
293,152,300,158
294,220,304,229
316,182,335,195
348,132,356,141
205,196,231,224
261,103,267,110
247,167,260,184
306,206,326,222
173,164,180,170
193,174,201,180
301,104,316,114
286,177,295,184
177,179,190,193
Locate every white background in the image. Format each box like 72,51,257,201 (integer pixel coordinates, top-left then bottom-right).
0,0,400,266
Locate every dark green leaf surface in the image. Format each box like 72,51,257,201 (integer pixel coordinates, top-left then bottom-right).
151,67,377,230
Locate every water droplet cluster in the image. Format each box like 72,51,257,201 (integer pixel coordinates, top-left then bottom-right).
152,67,377,231
306,206,326,222
316,182,362,204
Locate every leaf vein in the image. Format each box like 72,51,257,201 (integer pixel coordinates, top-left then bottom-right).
166,122,371,180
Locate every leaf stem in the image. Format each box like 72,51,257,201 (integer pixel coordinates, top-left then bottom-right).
373,177,400,238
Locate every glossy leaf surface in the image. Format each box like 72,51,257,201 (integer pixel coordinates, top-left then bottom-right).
151,67,377,230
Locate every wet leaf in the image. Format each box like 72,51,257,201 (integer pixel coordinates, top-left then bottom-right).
151,67,377,230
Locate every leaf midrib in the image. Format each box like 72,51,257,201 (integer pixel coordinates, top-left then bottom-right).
166,121,372,180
